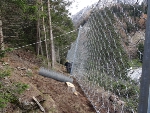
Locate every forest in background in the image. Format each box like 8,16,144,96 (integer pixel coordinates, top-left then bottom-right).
0,0,77,67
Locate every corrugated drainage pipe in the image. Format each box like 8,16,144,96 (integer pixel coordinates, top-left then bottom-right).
38,67,73,83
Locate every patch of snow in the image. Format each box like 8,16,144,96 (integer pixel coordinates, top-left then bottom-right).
127,67,142,82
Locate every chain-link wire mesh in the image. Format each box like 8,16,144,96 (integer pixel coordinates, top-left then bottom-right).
67,1,147,113
0,0,148,112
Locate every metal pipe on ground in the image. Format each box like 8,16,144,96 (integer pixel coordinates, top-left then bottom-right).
38,67,73,83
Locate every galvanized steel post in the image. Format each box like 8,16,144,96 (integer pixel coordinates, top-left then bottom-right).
138,1,150,113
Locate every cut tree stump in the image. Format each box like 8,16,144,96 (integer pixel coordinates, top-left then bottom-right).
65,82,78,95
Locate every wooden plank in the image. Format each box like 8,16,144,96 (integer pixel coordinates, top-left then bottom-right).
32,96,45,113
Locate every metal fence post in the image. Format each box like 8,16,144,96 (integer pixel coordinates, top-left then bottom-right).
70,26,82,75
138,1,150,113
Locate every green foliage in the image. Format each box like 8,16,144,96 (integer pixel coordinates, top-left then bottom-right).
0,0,37,50
49,0,77,63
0,96,8,108
128,59,142,67
0,67,28,108
126,22,136,33
0,69,11,78
0,82,28,108
0,48,13,59
14,83,29,94
1,0,76,64
0,65,12,76
11,0,27,10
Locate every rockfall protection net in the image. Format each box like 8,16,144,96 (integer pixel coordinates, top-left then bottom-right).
1,0,147,112
67,1,146,113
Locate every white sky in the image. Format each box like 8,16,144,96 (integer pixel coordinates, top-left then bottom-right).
68,0,144,15
68,0,99,15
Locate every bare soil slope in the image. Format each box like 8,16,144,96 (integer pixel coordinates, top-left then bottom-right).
0,50,95,113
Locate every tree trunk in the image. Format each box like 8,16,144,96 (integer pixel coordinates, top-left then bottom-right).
39,26,44,56
36,0,40,55
57,47,60,63
41,0,50,68
36,0,43,56
0,15,4,50
48,0,55,68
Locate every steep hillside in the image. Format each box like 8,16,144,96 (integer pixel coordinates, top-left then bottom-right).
0,50,95,113
72,3,147,61
72,6,93,28
72,0,145,28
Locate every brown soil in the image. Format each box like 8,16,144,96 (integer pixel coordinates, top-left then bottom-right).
0,50,96,113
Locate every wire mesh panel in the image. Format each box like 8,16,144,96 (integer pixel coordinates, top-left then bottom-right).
67,1,147,113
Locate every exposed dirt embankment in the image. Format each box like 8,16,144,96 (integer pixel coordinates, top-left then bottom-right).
0,51,95,113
